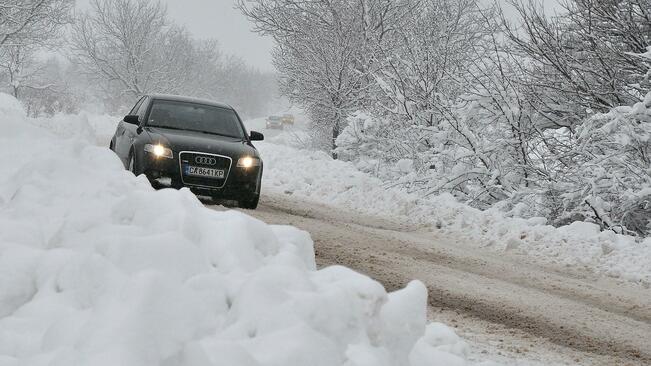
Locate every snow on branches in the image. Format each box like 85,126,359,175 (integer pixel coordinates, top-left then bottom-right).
242,0,651,236
0,0,72,48
570,93,651,235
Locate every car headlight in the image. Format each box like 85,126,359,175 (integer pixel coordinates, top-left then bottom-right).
144,144,173,159
237,156,261,168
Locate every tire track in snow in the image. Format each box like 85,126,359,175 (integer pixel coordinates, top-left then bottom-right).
220,193,651,366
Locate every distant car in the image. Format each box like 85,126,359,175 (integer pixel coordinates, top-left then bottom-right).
266,116,284,129
281,114,295,125
109,94,264,209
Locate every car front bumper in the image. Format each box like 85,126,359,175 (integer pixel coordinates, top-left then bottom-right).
141,152,262,200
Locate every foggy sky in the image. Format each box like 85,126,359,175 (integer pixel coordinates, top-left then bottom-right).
163,0,274,72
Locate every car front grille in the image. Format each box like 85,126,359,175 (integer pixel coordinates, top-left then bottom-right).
179,151,232,188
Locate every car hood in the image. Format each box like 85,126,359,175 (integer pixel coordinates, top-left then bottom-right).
144,127,259,158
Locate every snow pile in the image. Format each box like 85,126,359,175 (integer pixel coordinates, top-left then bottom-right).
257,140,651,285
0,93,487,365
29,111,118,147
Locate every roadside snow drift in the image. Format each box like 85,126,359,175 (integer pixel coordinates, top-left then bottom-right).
256,134,651,285
0,94,484,366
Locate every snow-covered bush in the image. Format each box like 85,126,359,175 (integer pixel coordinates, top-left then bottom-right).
561,93,651,235
329,0,651,237
337,89,651,236
0,93,481,366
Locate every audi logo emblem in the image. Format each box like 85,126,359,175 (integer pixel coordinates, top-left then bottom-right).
195,156,217,165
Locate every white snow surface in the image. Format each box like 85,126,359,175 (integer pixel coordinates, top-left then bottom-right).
0,94,491,365
249,120,651,286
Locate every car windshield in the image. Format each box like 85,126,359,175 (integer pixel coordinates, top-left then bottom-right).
146,100,245,139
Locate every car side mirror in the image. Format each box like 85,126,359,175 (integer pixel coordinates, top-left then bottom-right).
250,131,264,141
124,115,140,125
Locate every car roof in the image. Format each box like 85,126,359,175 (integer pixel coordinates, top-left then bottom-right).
147,94,233,110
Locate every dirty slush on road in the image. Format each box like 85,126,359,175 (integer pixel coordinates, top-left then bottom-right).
220,194,651,366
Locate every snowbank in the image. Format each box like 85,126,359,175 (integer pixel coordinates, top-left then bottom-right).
28,111,118,147
257,139,651,285
0,94,486,365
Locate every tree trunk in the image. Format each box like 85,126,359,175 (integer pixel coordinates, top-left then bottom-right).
331,116,340,159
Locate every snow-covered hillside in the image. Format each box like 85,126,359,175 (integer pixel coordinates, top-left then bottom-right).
247,120,651,286
0,95,488,365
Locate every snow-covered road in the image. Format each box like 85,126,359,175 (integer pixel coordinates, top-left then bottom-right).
221,193,651,366
1,99,485,366
3,101,647,366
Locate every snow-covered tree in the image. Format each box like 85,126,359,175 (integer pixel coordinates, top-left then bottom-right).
0,0,73,112
0,45,42,99
71,0,277,116
238,0,412,156
0,52,84,116
553,93,651,236
0,0,73,48
71,0,184,98
335,0,651,235
502,0,651,128
336,0,522,206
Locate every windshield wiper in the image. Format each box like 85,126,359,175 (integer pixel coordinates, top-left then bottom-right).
146,125,244,140
149,125,241,139
193,130,241,139
148,125,185,131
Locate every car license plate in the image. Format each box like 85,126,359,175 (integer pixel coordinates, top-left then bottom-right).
184,165,225,179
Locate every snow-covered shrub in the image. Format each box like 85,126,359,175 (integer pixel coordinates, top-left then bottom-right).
336,0,538,209
337,89,651,237
333,0,651,238
335,112,423,183
561,93,651,235
336,83,541,212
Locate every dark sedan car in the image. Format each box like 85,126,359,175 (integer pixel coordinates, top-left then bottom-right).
109,94,264,209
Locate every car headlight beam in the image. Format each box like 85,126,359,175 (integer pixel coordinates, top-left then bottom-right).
144,144,173,159
237,156,260,168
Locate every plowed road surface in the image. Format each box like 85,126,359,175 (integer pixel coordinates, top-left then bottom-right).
213,193,651,366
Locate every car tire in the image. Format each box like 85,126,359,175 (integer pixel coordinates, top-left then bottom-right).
128,151,138,176
239,195,259,210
